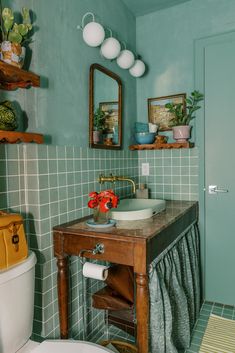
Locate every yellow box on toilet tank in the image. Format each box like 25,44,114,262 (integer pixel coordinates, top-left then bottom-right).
0,211,28,270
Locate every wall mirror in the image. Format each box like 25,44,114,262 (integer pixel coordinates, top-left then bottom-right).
89,63,122,149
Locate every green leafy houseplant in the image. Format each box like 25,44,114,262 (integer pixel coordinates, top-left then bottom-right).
165,90,204,126
1,7,32,44
93,108,106,131
0,6,33,68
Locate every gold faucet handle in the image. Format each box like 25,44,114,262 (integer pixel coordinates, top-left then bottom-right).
98,174,104,184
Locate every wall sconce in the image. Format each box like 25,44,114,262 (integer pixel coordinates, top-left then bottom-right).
100,29,121,60
78,12,105,47
78,13,147,77
129,59,146,77
117,48,135,69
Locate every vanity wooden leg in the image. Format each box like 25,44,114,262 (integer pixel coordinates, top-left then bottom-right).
57,256,69,338
136,273,149,353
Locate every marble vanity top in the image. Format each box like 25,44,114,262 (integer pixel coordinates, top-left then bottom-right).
56,200,198,241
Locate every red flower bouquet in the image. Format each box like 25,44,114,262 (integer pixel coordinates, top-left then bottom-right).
88,189,119,213
88,189,119,224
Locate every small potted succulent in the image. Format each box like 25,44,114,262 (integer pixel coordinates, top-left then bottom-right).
165,90,204,142
93,108,106,144
0,7,33,68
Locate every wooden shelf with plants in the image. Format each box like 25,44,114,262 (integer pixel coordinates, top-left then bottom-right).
0,5,43,144
0,130,43,144
0,6,40,90
129,142,194,150
0,60,40,90
0,61,43,144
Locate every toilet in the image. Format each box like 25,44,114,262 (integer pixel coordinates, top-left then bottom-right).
0,252,112,353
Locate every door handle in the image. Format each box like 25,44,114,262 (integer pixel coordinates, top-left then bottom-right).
209,185,228,194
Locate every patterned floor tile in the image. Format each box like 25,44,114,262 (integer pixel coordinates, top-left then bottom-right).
185,301,235,353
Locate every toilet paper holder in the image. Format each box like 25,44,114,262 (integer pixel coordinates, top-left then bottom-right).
79,243,105,264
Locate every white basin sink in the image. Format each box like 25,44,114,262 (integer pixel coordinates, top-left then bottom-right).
111,198,166,221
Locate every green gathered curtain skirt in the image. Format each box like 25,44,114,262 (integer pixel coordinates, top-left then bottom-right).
149,222,201,353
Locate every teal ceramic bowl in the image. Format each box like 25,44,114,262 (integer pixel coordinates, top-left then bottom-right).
135,122,149,133
135,132,156,144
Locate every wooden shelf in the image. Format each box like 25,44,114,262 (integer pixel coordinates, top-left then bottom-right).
129,142,194,150
0,61,40,90
0,131,43,144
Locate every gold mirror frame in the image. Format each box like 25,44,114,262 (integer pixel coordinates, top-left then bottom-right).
89,63,122,149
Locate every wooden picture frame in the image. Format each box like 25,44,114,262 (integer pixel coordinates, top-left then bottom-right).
99,101,119,134
148,93,186,131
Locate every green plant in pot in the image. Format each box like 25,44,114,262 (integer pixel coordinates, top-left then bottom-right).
0,101,18,131
0,7,33,68
165,90,204,142
93,108,106,144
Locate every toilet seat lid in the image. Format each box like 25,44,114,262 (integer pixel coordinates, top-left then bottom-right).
31,340,113,353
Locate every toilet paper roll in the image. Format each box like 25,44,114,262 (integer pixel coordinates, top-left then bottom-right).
82,262,109,281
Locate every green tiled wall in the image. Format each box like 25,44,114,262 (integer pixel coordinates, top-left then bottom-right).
0,144,138,341
138,148,198,201
0,144,198,341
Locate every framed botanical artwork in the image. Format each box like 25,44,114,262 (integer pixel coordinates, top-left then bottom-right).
99,101,119,133
148,93,186,131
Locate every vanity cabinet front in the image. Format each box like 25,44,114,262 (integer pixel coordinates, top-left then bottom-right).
53,200,198,353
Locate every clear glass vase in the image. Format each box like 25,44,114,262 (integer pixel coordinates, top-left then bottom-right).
93,206,110,224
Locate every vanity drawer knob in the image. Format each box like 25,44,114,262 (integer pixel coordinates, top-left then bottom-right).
93,243,105,255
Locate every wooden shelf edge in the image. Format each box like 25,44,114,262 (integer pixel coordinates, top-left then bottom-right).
0,131,44,144
0,61,40,90
129,142,194,150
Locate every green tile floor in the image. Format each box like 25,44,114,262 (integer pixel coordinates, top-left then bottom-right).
94,301,235,352
185,301,235,353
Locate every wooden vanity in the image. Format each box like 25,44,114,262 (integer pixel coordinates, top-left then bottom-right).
53,200,198,353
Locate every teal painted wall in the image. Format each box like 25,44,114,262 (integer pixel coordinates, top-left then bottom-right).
136,0,235,142
0,0,138,340
0,0,202,341
94,70,118,110
1,0,136,148
136,0,235,300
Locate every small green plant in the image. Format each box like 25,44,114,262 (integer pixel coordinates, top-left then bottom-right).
93,108,106,131
0,101,17,131
1,7,32,44
165,90,204,126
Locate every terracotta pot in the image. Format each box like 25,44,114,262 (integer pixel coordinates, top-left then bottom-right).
103,137,113,146
155,135,168,144
0,41,26,69
172,125,191,143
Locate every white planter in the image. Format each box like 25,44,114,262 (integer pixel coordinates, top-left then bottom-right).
172,125,191,143
93,130,101,144
1,41,25,68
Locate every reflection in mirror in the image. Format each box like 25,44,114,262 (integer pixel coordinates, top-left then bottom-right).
89,63,122,149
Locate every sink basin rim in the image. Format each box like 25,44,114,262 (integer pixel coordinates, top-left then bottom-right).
111,198,166,221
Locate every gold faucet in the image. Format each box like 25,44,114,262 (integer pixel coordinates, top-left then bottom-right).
98,173,136,194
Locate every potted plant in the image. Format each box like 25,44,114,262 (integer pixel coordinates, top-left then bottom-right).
165,90,204,142
0,7,33,68
0,100,17,131
93,107,106,144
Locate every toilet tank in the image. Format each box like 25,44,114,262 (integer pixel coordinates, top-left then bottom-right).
0,252,36,353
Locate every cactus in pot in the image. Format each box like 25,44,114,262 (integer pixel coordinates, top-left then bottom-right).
0,7,33,68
